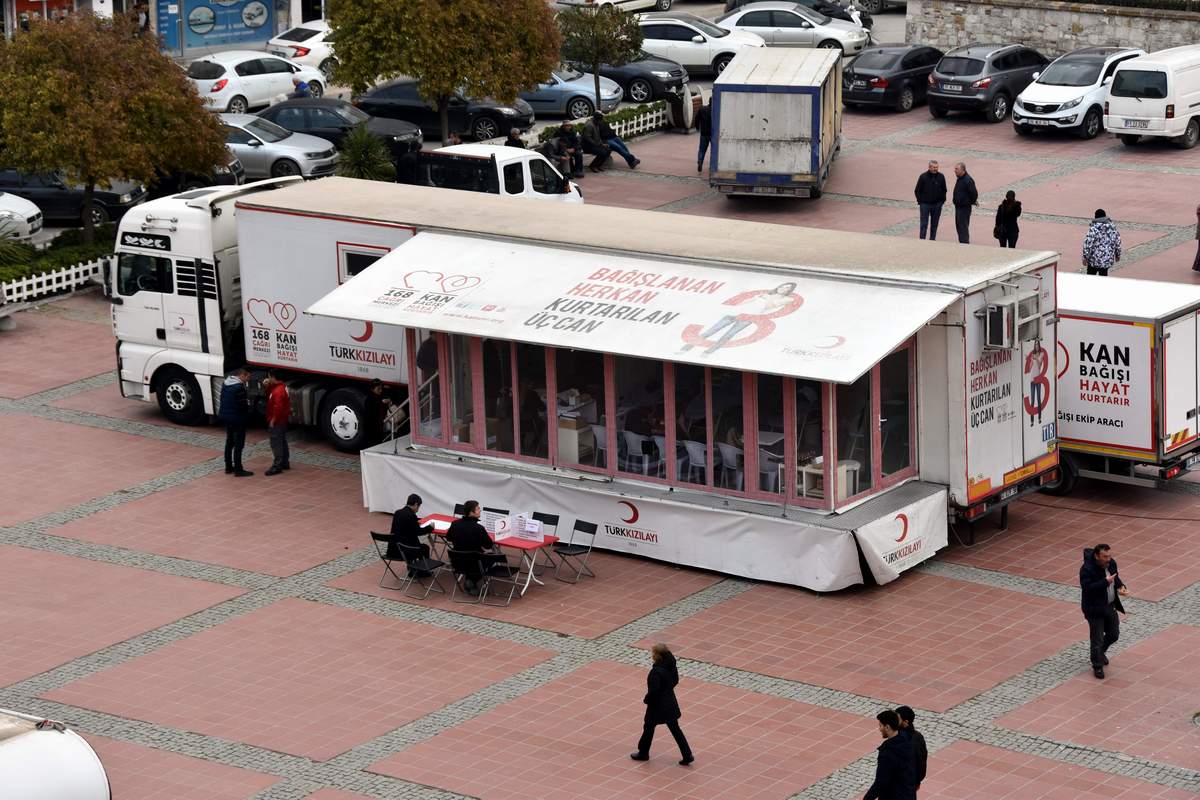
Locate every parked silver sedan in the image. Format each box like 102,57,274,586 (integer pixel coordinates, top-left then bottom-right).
519,68,623,120
717,2,869,55
218,114,339,179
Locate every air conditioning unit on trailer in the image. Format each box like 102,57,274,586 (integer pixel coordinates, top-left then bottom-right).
985,289,1042,349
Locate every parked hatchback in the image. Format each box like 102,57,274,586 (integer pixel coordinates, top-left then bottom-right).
717,3,869,55
0,191,43,240
354,79,535,141
187,51,325,114
219,114,339,179
637,12,766,76
1014,47,1144,139
266,18,337,80
928,44,1049,122
844,45,944,111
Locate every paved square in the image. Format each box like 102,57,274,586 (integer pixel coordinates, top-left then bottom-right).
55,455,372,577
331,550,722,639
0,413,213,526
1018,168,1200,226
825,148,1053,203
997,625,1200,771
681,195,913,234
370,660,873,800
84,735,279,800
0,309,113,399
45,598,555,761
638,573,1083,711
0,545,242,686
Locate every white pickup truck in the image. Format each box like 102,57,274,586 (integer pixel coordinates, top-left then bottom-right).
415,144,583,203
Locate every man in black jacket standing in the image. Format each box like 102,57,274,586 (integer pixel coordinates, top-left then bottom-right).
218,367,252,477
952,162,979,244
895,706,927,794
864,710,916,800
913,160,947,241
1080,544,1129,679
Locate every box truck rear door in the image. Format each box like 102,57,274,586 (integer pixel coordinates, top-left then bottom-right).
1163,311,1199,453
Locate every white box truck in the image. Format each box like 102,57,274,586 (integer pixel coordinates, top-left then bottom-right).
709,48,842,198
1050,273,1200,493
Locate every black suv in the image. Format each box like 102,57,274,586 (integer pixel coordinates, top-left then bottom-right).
928,44,1048,122
353,79,534,142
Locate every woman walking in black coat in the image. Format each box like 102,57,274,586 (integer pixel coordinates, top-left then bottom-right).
994,190,1022,249
631,643,694,765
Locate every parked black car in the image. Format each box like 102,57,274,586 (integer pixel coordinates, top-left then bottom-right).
928,43,1049,122
257,97,423,161
0,168,145,225
724,0,872,28
148,153,244,200
844,45,943,111
570,51,689,104
353,79,534,141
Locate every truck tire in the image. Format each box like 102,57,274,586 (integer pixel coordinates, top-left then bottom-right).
156,367,206,425
1040,453,1079,496
320,386,370,452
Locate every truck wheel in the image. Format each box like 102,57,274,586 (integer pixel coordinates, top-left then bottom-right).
929,103,948,119
156,367,206,425
320,387,369,452
1173,118,1199,149
1040,453,1079,496
1118,133,1140,146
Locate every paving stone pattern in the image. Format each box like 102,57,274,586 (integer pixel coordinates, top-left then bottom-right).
3,104,1200,799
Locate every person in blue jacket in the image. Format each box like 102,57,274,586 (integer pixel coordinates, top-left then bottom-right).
218,367,253,477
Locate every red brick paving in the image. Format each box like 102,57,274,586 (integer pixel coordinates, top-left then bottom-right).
0,310,113,398
1119,241,1200,284
46,598,555,761
303,790,375,800
824,148,1053,203
84,734,279,800
680,195,912,233
577,169,708,211
0,545,242,686
638,573,1083,712
1018,168,1200,226
0,414,212,526
370,660,872,800
997,625,1200,772
54,455,371,577
920,741,1199,799
630,131,716,179
52,382,178,427
959,218,1165,262
842,107,932,140
329,549,722,639
903,120,1116,158
942,487,1200,601
1115,136,1200,169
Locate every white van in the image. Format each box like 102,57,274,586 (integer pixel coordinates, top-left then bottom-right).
1104,45,1200,148
417,145,584,204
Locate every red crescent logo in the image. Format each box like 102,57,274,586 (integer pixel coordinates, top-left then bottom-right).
619,500,639,524
350,321,373,343
894,513,909,543
1056,340,1070,380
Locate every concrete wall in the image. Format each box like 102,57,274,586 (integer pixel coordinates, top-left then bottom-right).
907,0,1200,56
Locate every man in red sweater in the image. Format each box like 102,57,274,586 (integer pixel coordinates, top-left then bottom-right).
264,372,291,476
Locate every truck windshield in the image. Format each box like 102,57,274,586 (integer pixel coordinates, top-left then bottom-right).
937,57,984,76
1037,58,1103,86
1110,69,1167,99
117,253,172,296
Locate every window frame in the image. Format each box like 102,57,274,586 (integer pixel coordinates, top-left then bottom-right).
335,241,391,285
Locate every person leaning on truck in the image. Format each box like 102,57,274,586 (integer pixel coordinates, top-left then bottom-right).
218,367,253,477
913,161,947,241
1082,209,1122,276
263,371,291,476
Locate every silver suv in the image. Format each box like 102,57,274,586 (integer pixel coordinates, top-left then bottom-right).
928,44,1049,123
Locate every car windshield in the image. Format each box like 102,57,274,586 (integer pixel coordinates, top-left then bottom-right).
793,6,832,25
333,104,371,124
245,118,291,143
938,56,984,76
276,26,320,42
1037,58,1103,86
850,52,899,70
186,61,225,79
554,68,584,82
1110,69,1168,99
684,16,730,37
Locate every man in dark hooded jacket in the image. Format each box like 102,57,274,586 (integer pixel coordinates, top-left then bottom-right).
218,367,252,477
1080,543,1129,678
864,709,916,800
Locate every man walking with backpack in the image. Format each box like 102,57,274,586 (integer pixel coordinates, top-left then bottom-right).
219,367,252,477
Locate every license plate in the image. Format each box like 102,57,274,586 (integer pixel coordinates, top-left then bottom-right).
30,221,42,232
1028,119,1053,126
852,81,867,89
942,83,962,92
999,486,1019,501
1185,452,1200,469
1124,119,1149,128
268,49,288,57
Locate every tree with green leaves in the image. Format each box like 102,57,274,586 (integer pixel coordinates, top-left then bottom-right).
337,126,397,182
0,13,228,245
328,0,560,145
558,6,644,110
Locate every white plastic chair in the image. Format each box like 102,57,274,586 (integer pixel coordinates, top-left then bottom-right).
758,447,782,493
622,430,656,475
716,442,744,490
652,435,684,479
683,440,711,484
589,424,608,468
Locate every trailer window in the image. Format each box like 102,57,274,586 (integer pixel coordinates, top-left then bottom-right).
1110,70,1167,99
448,334,474,445
675,363,708,486
615,356,664,479
556,348,606,469
483,338,515,453
517,343,549,459
337,243,390,284
754,373,784,496
117,253,173,296
503,162,524,194
880,346,912,477
836,372,872,499
794,379,825,500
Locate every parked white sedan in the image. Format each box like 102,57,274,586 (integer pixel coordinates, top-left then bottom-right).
0,191,42,240
637,12,766,75
187,51,325,114
266,19,338,81
717,2,869,55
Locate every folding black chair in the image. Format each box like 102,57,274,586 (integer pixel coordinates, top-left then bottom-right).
480,557,522,607
394,540,448,600
482,506,509,517
446,544,485,605
530,511,560,573
453,503,467,516
370,532,406,590
554,520,598,584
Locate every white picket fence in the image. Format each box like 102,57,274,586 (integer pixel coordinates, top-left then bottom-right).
487,102,670,148
1,256,111,306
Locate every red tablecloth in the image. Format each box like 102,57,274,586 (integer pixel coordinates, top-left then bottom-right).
420,514,559,550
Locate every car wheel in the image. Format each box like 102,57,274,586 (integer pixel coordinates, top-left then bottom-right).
226,95,249,114
713,54,734,74
567,96,595,120
320,387,369,452
985,92,1010,123
1013,123,1032,137
1119,133,1141,146
1078,107,1103,140
1173,117,1200,149
929,103,948,119
306,80,324,98
156,367,206,425
319,58,337,81
271,159,301,178
895,85,914,112
471,115,501,141
655,0,672,9
84,204,110,226
628,78,654,103
861,0,883,12
818,40,843,56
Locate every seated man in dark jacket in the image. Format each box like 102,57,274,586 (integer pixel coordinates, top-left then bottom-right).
864,709,916,800
389,493,434,571
217,367,252,477
446,500,509,592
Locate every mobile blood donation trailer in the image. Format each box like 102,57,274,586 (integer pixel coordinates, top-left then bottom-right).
1051,273,1200,493
0,708,110,800
250,179,1061,591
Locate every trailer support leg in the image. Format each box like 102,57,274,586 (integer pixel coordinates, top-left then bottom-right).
998,505,1009,532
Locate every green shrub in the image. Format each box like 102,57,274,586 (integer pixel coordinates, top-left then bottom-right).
537,101,667,143
0,224,115,284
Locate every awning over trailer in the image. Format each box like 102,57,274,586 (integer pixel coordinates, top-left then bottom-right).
305,232,958,383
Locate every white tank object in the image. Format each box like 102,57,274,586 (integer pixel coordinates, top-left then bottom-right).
0,708,110,800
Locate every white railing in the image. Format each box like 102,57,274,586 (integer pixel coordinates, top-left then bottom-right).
1,255,111,306
486,102,670,148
